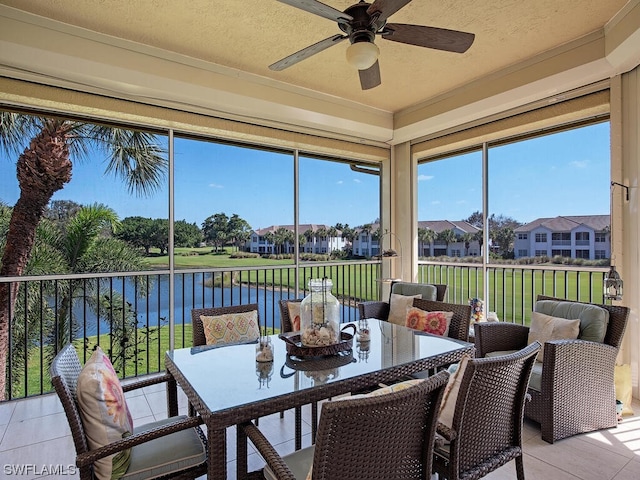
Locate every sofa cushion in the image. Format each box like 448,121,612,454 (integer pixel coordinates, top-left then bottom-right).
485,350,542,392
391,282,437,301
535,300,609,343
122,416,206,480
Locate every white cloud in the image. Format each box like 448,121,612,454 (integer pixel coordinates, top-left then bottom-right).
336,180,344,185
418,174,434,181
431,200,441,205
209,183,224,188
353,178,361,183
570,160,588,168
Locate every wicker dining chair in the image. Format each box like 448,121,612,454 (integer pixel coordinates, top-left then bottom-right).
242,370,449,480
50,344,208,480
358,281,448,321
279,298,317,450
432,342,541,480
190,303,262,419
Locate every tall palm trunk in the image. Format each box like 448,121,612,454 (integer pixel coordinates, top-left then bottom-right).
0,121,71,399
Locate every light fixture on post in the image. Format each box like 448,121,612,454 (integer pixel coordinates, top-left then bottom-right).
605,181,628,300
375,229,403,298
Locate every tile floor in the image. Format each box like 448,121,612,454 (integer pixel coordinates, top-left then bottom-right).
0,379,639,480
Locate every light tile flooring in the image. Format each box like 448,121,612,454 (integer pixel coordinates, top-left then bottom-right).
0,380,639,480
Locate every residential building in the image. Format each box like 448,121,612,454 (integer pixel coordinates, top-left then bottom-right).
514,215,610,260
247,224,345,255
351,221,481,258
417,221,481,257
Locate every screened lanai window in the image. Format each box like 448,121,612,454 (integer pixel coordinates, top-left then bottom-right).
416,118,611,324
173,137,293,263
0,110,169,277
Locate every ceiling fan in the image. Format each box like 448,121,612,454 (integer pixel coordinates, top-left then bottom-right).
270,0,475,90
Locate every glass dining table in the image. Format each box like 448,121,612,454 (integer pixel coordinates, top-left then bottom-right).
164,318,475,480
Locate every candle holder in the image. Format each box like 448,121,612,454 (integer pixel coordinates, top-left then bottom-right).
256,336,274,362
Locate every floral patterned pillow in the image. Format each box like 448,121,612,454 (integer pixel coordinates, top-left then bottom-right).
76,346,133,480
200,310,260,346
405,307,454,337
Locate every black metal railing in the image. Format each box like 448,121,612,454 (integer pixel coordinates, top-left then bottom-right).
1,259,609,400
418,260,608,324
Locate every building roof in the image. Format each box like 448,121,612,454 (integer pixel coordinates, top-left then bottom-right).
514,215,610,232
417,220,480,235
252,224,338,236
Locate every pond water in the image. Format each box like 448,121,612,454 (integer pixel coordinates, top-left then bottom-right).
79,274,358,336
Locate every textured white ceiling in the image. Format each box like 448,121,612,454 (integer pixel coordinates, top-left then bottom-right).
0,0,630,113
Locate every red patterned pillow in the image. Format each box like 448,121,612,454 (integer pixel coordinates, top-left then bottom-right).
405,307,454,336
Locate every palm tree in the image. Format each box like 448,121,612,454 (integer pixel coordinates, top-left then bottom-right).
424,229,437,256
0,112,167,400
315,226,328,254
303,229,315,253
263,231,275,254
461,232,474,256
437,229,457,257
327,226,338,255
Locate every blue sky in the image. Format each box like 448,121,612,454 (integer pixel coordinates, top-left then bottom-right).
417,121,610,224
0,122,609,229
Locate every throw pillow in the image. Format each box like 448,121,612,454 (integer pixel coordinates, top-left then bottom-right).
439,354,470,431
528,311,580,362
286,302,302,332
388,293,422,325
405,307,454,337
200,310,260,346
76,347,133,480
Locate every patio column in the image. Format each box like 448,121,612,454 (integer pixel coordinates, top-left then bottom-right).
610,67,640,400
390,141,415,282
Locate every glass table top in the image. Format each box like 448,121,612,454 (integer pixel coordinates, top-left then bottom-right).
166,318,470,414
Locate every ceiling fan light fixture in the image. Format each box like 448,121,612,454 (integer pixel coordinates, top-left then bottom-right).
346,41,379,70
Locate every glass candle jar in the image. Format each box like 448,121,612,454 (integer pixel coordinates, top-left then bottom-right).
300,278,340,347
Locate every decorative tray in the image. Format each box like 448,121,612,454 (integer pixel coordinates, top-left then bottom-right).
278,323,356,358
281,350,355,377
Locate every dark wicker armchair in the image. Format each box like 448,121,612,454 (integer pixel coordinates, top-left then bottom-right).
50,344,207,480
473,295,630,443
433,342,541,480
242,371,449,480
358,281,448,321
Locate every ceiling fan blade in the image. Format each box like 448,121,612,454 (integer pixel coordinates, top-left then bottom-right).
382,24,475,53
367,0,412,25
276,0,353,23
359,61,381,90
269,34,347,71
